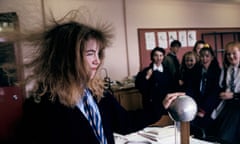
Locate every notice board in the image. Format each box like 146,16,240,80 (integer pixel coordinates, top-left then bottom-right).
138,28,240,70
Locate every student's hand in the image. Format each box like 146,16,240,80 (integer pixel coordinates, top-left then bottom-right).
145,69,153,80
197,112,205,118
219,91,234,100
179,80,184,86
197,109,205,118
163,92,185,109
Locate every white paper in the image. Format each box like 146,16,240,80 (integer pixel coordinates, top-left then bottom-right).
114,125,216,144
168,31,177,46
145,32,156,50
178,31,187,47
157,32,168,49
187,30,197,47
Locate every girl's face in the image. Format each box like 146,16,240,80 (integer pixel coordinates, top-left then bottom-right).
226,46,240,66
153,51,164,66
196,43,204,56
84,39,101,79
185,55,196,69
200,50,213,69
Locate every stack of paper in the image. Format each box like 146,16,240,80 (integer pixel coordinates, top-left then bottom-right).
114,125,218,144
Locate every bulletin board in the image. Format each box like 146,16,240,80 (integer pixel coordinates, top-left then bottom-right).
138,28,240,70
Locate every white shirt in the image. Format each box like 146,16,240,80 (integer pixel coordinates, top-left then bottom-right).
153,63,163,72
219,65,240,92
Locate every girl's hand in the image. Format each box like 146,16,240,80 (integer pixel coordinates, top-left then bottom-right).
179,80,184,86
163,92,185,109
220,91,234,100
145,69,153,80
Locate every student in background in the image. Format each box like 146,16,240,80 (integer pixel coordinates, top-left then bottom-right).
193,40,205,62
211,41,240,144
163,40,181,90
178,51,200,99
135,47,175,127
191,45,221,138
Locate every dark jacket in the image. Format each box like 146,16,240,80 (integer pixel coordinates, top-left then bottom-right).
196,61,221,116
179,63,201,99
135,63,175,125
13,90,129,144
191,60,221,132
163,53,180,90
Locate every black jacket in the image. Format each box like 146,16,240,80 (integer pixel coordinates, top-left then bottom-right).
12,91,129,144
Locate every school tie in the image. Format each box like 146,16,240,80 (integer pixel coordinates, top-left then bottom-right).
200,72,207,96
230,67,235,92
83,90,107,144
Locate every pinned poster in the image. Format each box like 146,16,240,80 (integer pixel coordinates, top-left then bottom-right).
145,32,156,50
187,30,197,47
168,31,177,46
157,32,168,48
178,31,187,47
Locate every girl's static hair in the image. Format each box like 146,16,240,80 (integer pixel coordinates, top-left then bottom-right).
24,18,113,107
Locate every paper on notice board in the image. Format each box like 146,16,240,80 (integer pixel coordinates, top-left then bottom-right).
157,32,168,49
187,30,197,47
145,32,156,50
168,31,177,46
178,31,187,47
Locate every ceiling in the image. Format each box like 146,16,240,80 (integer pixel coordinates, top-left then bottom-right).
177,0,240,4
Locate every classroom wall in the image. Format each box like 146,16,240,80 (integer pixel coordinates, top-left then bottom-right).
44,0,128,81
1,0,240,81
125,0,240,78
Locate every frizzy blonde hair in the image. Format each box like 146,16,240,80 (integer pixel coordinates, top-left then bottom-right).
23,10,113,107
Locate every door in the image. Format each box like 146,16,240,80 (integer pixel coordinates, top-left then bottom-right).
0,87,23,140
0,12,24,142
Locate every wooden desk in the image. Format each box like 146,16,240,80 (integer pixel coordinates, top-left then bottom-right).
150,115,174,127
112,87,142,111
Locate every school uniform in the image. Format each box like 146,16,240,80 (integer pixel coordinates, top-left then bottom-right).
179,63,201,98
135,63,175,126
191,60,221,135
212,65,240,144
12,90,129,144
163,53,180,90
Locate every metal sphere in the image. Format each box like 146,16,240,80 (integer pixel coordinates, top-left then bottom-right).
168,95,197,122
